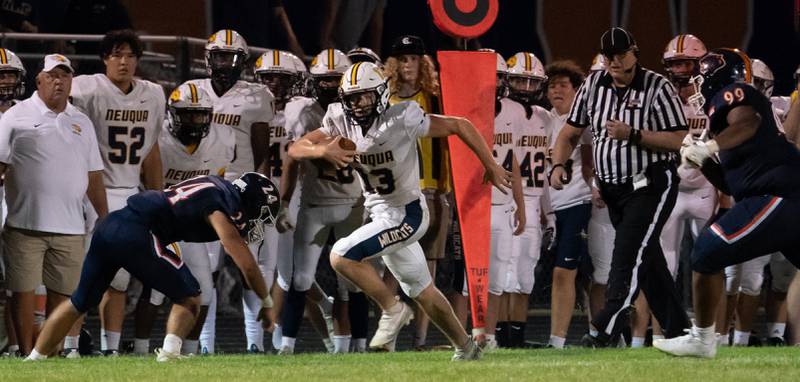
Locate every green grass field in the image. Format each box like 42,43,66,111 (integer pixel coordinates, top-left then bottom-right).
2,347,799,382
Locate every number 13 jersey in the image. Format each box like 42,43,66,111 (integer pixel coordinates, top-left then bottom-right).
319,101,430,209
71,74,166,188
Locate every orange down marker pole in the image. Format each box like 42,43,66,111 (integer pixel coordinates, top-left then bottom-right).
437,50,495,334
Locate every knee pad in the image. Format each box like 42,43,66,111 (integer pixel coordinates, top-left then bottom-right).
770,255,797,293
109,269,131,292
384,244,432,299
739,271,764,296
725,265,742,295
291,272,314,293
591,258,611,285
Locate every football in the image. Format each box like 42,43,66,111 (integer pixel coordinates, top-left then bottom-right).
310,136,356,171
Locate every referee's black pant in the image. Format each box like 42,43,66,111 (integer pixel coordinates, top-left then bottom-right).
592,162,690,341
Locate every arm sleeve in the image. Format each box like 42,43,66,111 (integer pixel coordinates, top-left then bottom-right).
651,80,688,131
566,77,592,128
404,102,431,138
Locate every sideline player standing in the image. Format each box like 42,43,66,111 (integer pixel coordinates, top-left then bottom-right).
25,173,279,362
290,62,512,360
192,29,275,353
69,30,166,356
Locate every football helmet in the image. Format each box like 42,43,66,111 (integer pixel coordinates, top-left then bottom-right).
311,49,351,107
167,82,213,146
347,47,381,65
495,52,508,99
0,48,25,101
506,52,547,104
688,48,752,113
205,29,249,90
231,172,281,244
254,49,302,103
663,34,707,87
751,58,774,98
590,54,606,72
339,62,389,127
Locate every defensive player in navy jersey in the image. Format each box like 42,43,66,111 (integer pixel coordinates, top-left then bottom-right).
655,49,800,358
25,173,280,362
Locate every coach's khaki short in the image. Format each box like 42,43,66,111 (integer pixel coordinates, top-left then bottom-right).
418,190,452,260
2,226,85,295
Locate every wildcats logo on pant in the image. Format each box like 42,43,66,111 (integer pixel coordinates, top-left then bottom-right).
378,222,414,248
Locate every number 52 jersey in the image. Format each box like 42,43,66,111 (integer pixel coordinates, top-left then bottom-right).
70,74,166,188
319,101,430,209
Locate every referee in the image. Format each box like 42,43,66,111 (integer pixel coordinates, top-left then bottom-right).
549,27,690,346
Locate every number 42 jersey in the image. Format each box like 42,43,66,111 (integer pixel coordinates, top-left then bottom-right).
70,74,166,188
319,101,430,209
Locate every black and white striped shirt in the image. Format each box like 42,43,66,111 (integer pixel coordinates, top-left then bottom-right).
567,65,687,184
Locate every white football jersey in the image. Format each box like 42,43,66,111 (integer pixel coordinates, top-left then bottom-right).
771,96,792,123
547,110,592,210
493,98,524,205
678,101,712,190
286,97,361,205
516,103,550,198
159,120,235,188
70,74,166,188
268,110,289,187
189,79,274,176
319,101,429,209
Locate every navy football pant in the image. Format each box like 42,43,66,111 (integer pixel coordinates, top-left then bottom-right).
71,208,201,313
692,195,800,274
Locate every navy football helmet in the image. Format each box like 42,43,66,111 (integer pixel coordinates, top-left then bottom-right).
231,172,281,243
688,48,752,113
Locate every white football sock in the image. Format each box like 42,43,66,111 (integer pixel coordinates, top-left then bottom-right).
548,335,566,349
199,289,217,354
64,335,79,349
26,349,47,360
767,322,786,338
242,289,264,351
272,324,283,351
733,330,750,346
589,329,599,337
101,329,121,351
333,335,351,353
694,324,716,343
651,334,665,341
281,336,296,350
163,334,182,354
630,336,645,348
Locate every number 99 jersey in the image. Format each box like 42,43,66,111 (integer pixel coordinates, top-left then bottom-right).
319,101,430,209
70,74,166,188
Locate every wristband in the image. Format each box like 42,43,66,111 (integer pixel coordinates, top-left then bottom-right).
629,128,642,145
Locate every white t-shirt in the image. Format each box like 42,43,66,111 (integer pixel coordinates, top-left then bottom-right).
286,97,361,205
516,103,551,198
493,98,525,205
159,120,235,188
547,110,592,210
189,79,274,176
319,101,429,209
771,96,792,122
70,74,166,189
677,101,713,191
0,93,103,234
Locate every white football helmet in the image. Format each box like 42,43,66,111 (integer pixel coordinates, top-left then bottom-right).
205,29,249,85
167,82,213,145
311,49,351,106
339,62,389,127
590,54,606,72
0,48,25,101
255,49,302,102
662,34,707,86
506,52,547,104
347,47,381,65
751,59,774,98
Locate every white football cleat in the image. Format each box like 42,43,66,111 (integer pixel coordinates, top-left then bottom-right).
276,346,294,355
654,328,717,358
63,349,80,359
155,348,185,362
452,337,481,361
369,300,413,351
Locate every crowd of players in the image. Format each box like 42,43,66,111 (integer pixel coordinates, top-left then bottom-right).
0,25,799,361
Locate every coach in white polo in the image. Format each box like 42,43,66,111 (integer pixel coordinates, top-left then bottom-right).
0,54,108,356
